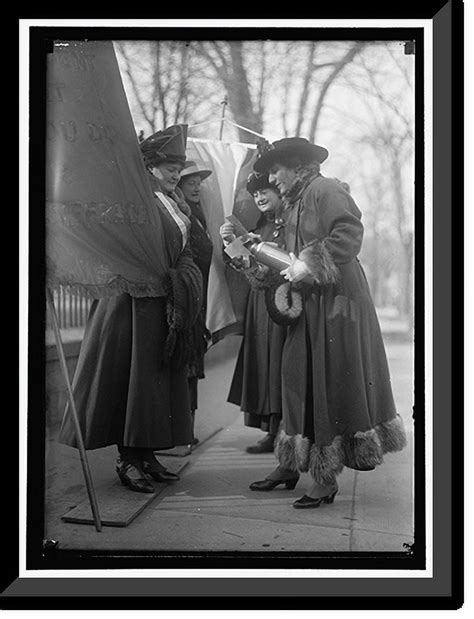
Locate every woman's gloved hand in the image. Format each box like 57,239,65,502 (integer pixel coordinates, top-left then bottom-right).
219,222,236,245
280,252,311,283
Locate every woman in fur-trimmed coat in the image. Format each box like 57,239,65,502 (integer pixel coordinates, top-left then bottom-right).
248,137,407,508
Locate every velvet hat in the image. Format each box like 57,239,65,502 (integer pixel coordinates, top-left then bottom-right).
253,137,329,173
140,123,188,167
246,171,279,195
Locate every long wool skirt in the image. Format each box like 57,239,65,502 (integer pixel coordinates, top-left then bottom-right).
228,288,286,434
276,274,407,486
58,293,193,451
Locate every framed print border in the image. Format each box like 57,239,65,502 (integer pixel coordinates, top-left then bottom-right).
8,0,463,610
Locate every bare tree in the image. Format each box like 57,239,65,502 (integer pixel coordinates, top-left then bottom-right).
357,105,414,327
114,38,415,327
295,41,318,135
116,41,196,135
193,41,265,142
115,41,157,134
308,42,367,142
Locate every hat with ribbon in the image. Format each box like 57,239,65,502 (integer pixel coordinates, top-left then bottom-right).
140,123,188,167
179,161,212,181
253,136,329,174
246,171,279,195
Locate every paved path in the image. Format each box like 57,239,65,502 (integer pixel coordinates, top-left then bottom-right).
44,337,414,553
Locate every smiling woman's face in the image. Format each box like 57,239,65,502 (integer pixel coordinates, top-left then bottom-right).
150,161,184,193
253,188,282,213
268,164,297,197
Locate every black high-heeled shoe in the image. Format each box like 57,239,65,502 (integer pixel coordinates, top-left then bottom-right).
292,489,338,509
116,458,155,494
249,476,299,491
142,460,180,483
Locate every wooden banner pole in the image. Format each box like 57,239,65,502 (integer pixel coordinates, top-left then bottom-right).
218,95,228,141
46,288,102,532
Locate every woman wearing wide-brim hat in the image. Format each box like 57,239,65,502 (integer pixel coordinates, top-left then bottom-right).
248,136,407,508
177,162,214,447
59,124,203,494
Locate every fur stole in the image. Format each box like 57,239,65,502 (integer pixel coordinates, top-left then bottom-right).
163,247,203,367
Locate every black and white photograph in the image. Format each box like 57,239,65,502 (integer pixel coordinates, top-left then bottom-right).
8,3,463,609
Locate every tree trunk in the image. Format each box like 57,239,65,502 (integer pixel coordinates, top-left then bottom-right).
226,42,263,142
295,42,317,135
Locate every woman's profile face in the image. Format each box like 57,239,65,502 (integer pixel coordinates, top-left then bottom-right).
151,161,184,193
253,188,282,214
268,164,297,196
179,174,202,204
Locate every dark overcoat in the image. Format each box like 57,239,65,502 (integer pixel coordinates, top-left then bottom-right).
227,215,287,434
58,194,199,450
274,175,407,485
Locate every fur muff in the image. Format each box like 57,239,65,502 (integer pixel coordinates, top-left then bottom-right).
244,264,283,290
299,238,339,285
275,414,407,483
265,281,304,326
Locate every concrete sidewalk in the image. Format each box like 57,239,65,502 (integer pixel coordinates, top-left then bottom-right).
44,337,414,553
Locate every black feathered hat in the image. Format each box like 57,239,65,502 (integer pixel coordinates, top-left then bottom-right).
253,136,328,174
246,171,279,195
140,123,188,167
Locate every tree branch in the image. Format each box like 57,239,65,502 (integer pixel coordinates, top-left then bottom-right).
296,41,317,135
116,42,155,134
309,42,366,142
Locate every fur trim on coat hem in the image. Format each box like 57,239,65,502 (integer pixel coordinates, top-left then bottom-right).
274,414,407,485
299,238,339,285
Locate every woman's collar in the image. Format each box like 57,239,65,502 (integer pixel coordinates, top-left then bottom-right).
284,172,321,205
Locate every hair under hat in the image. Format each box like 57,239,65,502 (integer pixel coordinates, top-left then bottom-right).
246,171,280,195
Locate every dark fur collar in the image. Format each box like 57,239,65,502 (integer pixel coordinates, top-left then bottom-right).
284,170,321,206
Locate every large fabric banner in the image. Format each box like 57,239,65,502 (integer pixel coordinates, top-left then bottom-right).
46,40,170,298
186,139,258,339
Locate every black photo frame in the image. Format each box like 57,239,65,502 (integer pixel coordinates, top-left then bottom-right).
7,1,463,610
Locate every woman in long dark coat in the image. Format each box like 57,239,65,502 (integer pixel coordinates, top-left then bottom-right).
249,137,407,507
220,172,286,454
59,124,203,494
177,162,214,445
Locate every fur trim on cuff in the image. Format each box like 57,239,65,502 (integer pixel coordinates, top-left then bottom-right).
299,238,339,285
